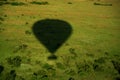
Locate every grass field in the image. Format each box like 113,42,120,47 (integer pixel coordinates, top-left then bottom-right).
0,0,120,80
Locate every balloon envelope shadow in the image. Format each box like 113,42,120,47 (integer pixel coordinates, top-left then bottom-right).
32,19,72,59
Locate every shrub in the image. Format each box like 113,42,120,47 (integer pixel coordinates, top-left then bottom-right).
65,69,76,76
0,17,4,21
6,56,22,67
30,1,49,5
94,57,106,63
0,3,2,6
61,56,71,67
42,63,53,70
33,70,48,80
0,65,4,74
19,44,28,50
10,2,26,6
0,1,4,6
68,77,75,80
115,76,120,80
94,2,101,5
13,44,28,53
4,14,7,17
5,70,16,80
69,48,77,57
35,60,41,65
21,14,24,16
105,52,109,55
0,28,5,32
75,61,93,75
56,62,65,70
25,22,28,25
86,53,94,57
112,60,120,74
0,1,26,6
16,76,25,80
93,57,106,71
94,2,112,6
25,30,31,35
1,0,7,1
68,2,72,4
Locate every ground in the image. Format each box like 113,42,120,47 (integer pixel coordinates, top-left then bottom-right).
0,0,120,80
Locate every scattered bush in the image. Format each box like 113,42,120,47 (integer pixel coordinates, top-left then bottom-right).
0,0,7,1
4,14,7,17
0,1,9,5
94,57,106,64
94,2,112,6
25,30,31,35
16,76,25,80
35,60,41,65
13,44,28,53
33,70,48,80
5,70,16,80
93,57,106,71
65,43,69,46
56,62,65,70
75,61,93,75
115,76,120,80
69,48,77,57
42,63,53,70
30,1,49,5
0,17,4,21
19,44,28,49
25,58,31,64
0,65,4,74
25,22,28,25
68,77,75,80
21,14,24,16
10,2,26,6
61,56,71,67
0,28,5,32
112,60,120,74
0,4,2,6
68,2,72,4
94,2,101,5
0,1,26,6
105,52,109,55
0,1,4,6
65,69,76,76
6,56,22,67
86,53,94,57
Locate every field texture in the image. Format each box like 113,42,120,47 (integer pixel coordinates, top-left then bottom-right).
0,0,120,80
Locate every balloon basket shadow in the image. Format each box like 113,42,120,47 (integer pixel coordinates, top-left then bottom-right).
48,54,57,60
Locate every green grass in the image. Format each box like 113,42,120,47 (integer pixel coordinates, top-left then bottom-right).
0,0,120,80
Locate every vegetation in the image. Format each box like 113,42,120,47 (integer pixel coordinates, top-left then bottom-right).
94,2,112,6
0,0,120,80
0,65,4,74
30,1,49,5
0,1,26,6
6,56,22,67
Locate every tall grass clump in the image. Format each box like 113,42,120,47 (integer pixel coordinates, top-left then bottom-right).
10,2,26,6
30,1,49,5
0,1,26,6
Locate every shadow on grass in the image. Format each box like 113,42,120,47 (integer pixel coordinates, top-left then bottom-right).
0,1,26,6
32,19,72,60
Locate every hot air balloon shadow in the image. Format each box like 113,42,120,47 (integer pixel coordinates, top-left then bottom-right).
32,19,72,60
